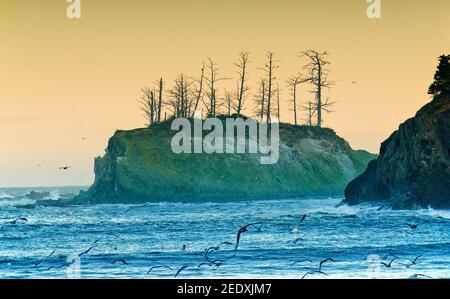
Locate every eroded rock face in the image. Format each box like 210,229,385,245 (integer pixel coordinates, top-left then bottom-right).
344,94,450,209
74,122,375,204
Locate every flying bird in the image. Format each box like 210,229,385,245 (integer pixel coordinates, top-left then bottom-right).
59,166,71,170
114,259,129,265
380,257,397,268
175,265,189,277
9,217,28,225
33,250,56,267
401,255,423,268
409,274,431,279
319,258,336,271
1,217,28,230
78,245,97,257
197,260,223,269
404,221,428,229
234,222,263,251
147,264,173,274
287,237,304,244
301,270,328,279
299,214,307,223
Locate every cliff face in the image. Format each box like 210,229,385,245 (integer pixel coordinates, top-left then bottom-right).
344,94,450,209
75,122,375,204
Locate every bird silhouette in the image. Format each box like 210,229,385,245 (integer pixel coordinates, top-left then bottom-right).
319,258,336,271
147,264,173,274
287,237,304,244
234,222,263,251
301,270,328,279
401,255,423,268
114,259,128,265
1,217,28,231
380,257,397,268
33,250,56,267
175,265,189,277
409,274,431,279
405,221,428,229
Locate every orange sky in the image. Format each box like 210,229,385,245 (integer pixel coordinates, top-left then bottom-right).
1,0,449,187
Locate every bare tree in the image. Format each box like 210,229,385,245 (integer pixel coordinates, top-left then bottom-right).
286,74,310,125
224,89,232,116
233,52,250,116
302,100,316,126
140,87,155,126
259,52,279,123
168,74,192,118
157,78,164,122
276,81,281,121
203,58,228,117
253,79,266,120
301,50,334,127
191,62,205,117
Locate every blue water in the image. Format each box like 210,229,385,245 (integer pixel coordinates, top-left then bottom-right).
0,186,449,279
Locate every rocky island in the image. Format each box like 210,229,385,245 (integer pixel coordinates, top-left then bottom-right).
74,121,375,204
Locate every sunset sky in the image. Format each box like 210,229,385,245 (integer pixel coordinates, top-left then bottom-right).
1,0,449,187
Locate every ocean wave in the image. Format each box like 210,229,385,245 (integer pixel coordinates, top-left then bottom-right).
420,207,450,219
0,191,14,199
0,198,36,207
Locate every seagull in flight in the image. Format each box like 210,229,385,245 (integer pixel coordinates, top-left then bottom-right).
381,257,397,268
301,270,328,279
147,264,173,274
401,255,423,268
319,258,336,271
234,222,263,251
78,245,97,257
287,237,304,244
1,217,28,231
409,274,431,279
33,250,56,267
405,221,428,229
175,265,189,277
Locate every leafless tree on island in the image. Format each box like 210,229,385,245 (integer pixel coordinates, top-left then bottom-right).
301,50,335,127
233,52,250,117
276,81,281,121
167,74,193,118
191,62,205,117
156,78,164,122
202,58,229,117
286,74,311,125
259,52,279,123
253,79,266,120
224,89,232,116
140,87,157,126
301,100,317,126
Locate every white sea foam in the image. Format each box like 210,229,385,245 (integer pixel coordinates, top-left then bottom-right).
45,190,60,201
0,191,14,199
0,198,36,207
421,207,450,219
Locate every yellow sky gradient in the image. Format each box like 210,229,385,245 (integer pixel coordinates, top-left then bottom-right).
1,0,449,187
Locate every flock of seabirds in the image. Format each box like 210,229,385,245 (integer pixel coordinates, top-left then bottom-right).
0,210,438,279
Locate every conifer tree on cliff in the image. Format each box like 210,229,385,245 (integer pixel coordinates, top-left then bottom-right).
428,54,450,96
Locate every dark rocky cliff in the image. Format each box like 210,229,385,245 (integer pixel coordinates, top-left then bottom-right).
344,94,450,209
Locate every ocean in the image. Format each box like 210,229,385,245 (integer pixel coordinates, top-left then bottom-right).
0,186,449,279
